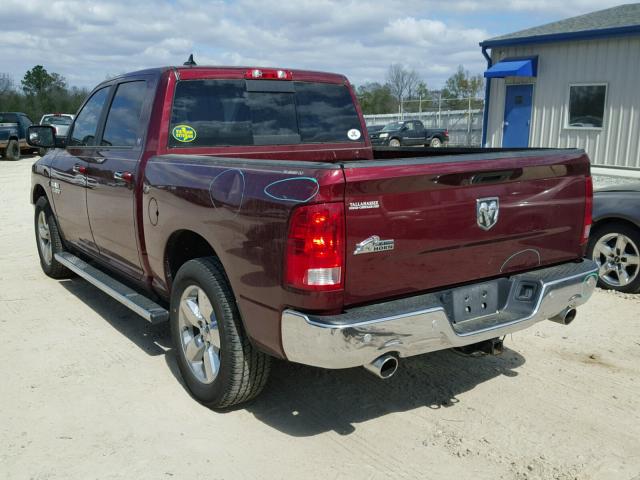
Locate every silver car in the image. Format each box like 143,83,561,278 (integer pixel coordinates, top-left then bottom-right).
39,114,74,139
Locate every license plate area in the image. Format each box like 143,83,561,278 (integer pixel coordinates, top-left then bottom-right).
451,281,499,323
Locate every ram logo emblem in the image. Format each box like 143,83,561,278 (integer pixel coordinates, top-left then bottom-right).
477,197,499,231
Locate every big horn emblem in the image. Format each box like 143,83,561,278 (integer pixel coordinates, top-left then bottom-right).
477,197,499,230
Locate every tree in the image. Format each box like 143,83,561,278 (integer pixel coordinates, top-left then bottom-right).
21,65,66,96
385,64,419,110
356,82,396,115
441,65,484,110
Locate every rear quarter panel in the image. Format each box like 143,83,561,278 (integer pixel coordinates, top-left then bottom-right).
143,155,344,356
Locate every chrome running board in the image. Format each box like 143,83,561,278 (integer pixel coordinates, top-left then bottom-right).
55,252,169,324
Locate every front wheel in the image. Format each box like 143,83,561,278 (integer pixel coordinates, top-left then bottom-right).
170,258,270,408
389,138,401,147
587,222,640,293
4,139,20,160
34,196,72,278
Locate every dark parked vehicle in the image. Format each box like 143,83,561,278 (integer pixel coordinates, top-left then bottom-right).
587,182,640,293
370,120,449,147
28,65,597,408
0,112,33,160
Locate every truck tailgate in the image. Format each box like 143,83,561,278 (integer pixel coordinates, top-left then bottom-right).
341,149,590,306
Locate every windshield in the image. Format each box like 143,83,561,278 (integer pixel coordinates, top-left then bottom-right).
42,116,72,126
382,122,403,132
169,79,362,147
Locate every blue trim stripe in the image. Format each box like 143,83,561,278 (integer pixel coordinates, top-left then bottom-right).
480,24,640,48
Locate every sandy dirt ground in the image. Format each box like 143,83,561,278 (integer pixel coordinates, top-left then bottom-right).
1,157,639,480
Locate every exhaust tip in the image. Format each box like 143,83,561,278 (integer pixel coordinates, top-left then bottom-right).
564,308,577,325
550,307,577,325
364,354,399,379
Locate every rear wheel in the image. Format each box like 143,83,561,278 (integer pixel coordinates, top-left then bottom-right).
389,138,401,147
430,137,443,147
4,139,20,160
34,196,72,278
588,222,640,293
170,258,270,408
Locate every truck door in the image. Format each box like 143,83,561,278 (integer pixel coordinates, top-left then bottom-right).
404,121,422,145
85,79,150,280
50,86,111,254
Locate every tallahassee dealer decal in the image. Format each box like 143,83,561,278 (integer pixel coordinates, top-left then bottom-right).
477,197,499,231
348,200,379,210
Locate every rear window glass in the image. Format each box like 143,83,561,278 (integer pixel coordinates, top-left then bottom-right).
42,116,72,126
169,79,361,147
0,113,18,124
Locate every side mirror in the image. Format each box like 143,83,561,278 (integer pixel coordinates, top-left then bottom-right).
27,125,56,148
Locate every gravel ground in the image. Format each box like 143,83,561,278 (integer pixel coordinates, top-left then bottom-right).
593,174,639,189
1,157,640,480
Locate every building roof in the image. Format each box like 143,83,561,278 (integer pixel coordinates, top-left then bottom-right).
481,3,640,47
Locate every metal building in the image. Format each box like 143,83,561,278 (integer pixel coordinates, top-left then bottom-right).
480,4,640,170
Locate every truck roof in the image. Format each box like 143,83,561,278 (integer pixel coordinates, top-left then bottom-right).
104,66,349,85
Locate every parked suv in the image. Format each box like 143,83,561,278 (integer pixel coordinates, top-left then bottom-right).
0,112,33,160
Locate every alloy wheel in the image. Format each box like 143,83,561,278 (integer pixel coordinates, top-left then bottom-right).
592,232,640,287
37,210,53,265
178,285,221,384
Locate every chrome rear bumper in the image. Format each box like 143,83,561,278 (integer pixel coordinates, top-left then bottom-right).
281,260,598,369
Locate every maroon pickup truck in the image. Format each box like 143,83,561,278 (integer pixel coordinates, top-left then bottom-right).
28,65,598,408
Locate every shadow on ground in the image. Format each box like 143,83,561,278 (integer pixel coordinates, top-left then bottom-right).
59,278,172,355
245,348,524,437
59,276,525,437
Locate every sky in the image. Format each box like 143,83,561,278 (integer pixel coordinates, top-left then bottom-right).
0,0,629,90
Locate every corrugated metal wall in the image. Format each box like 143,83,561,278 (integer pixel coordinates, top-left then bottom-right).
485,36,640,169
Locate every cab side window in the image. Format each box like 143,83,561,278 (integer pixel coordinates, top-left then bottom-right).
102,81,147,147
69,87,110,146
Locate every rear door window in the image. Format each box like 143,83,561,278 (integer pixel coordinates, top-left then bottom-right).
0,113,18,124
102,81,147,147
169,79,362,147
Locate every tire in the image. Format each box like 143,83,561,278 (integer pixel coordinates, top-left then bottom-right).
430,137,443,148
170,257,271,408
389,138,401,147
34,196,72,279
587,222,640,293
4,139,20,160
38,147,48,157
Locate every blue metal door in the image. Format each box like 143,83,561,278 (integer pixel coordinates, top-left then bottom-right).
502,84,533,148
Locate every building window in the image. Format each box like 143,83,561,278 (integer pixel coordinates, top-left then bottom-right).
567,84,607,129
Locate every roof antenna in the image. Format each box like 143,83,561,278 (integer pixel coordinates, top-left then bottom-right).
183,54,196,66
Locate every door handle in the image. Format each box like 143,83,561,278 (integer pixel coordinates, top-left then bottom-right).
114,171,133,183
72,164,86,174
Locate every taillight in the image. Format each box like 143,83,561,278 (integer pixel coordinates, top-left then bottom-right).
581,176,593,245
285,202,345,291
244,69,292,80
444,129,449,138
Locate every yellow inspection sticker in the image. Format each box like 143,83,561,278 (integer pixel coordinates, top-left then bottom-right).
172,124,197,143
